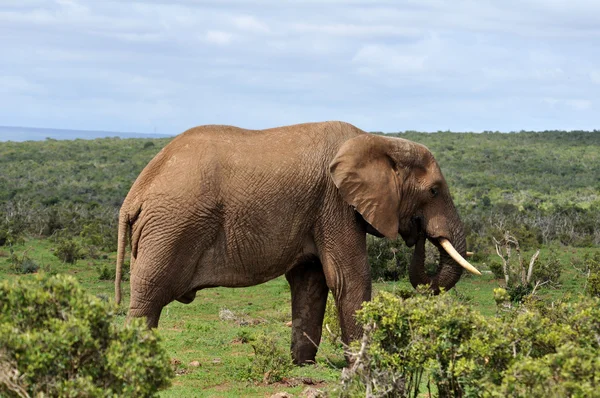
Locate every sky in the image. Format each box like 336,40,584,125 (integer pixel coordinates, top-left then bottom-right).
1,0,599,135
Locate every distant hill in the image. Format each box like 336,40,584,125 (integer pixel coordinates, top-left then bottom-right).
0,125,173,142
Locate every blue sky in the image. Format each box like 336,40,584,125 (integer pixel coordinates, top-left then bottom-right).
1,0,599,135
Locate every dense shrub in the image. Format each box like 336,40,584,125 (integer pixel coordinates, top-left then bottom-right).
98,263,115,281
0,274,172,397
367,236,440,282
53,238,84,264
7,249,39,274
239,333,293,384
367,236,410,281
487,260,504,280
585,252,600,298
0,208,26,247
339,289,600,397
340,290,509,397
98,260,129,282
530,249,562,287
493,345,600,397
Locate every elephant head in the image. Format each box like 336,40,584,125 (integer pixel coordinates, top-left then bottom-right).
329,134,479,292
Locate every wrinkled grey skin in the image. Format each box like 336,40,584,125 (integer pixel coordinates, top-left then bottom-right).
115,121,466,364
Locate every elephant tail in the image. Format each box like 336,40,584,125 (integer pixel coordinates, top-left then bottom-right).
115,211,129,306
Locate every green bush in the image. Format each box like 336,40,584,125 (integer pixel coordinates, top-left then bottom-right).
0,207,27,247
98,263,115,281
0,274,172,397
341,291,509,397
240,333,293,384
98,259,129,282
585,252,600,298
465,231,492,263
323,293,341,346
531,249,562,287
339,290,600,397
7,249,39,274
367,236,411,281
80,221,118,252
488,260,504,280
506,283,533,303
53,238,84,264
493,344,600,397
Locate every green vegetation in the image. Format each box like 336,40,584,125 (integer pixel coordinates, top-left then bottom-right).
240,333,294,384
0,274,172,397
584,252,600,298
0,130,599,395
340,290,600,398
400,130,600,249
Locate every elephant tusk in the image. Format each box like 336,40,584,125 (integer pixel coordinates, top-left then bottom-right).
439,239,482,276
466,251,474,257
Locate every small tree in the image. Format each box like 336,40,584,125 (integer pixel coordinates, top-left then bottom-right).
0,274,172,397
53,238,84,264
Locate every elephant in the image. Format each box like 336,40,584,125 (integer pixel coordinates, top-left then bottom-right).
114,121,480,365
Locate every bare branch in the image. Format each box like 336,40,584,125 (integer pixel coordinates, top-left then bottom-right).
531,280,550,296
526,249,541,284
493,236,510,285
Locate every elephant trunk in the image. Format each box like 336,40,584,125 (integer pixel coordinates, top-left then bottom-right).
408,223,468,293
408,235,430,288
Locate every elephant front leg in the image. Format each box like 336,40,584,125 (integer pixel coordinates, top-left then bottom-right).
327,266,371,350
317,230,371,356
285,257,329,365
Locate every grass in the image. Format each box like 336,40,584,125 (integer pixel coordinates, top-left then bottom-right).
1,237,598,396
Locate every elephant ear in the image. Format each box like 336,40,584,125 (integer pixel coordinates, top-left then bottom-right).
329,134,402,239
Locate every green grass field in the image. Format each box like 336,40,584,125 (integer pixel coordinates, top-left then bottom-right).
1,238,597,396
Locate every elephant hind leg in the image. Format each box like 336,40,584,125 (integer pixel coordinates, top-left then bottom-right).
285,256,329,365
127,306,163,328
127,265,175,328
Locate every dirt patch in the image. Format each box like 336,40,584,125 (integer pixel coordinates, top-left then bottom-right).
271,377,326,389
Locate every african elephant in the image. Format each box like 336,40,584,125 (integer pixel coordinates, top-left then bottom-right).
115,121,479,364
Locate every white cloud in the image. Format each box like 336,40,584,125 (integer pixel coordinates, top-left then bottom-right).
351,33,446,78
0,0,599,133
0,75,45,95
542,98,593,112
231,15,269,33
542,97,560,107
533,68,564,80
291,23,419,38
566,99,592,111
204,30,234,45
353,45,426,75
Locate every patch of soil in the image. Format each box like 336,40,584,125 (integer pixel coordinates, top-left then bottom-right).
271,377,326,389
236,318,266,326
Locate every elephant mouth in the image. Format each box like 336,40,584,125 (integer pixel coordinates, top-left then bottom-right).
406,218,480,293
400,216,424,247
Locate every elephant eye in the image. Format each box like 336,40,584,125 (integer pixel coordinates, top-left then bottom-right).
430,187,439,197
